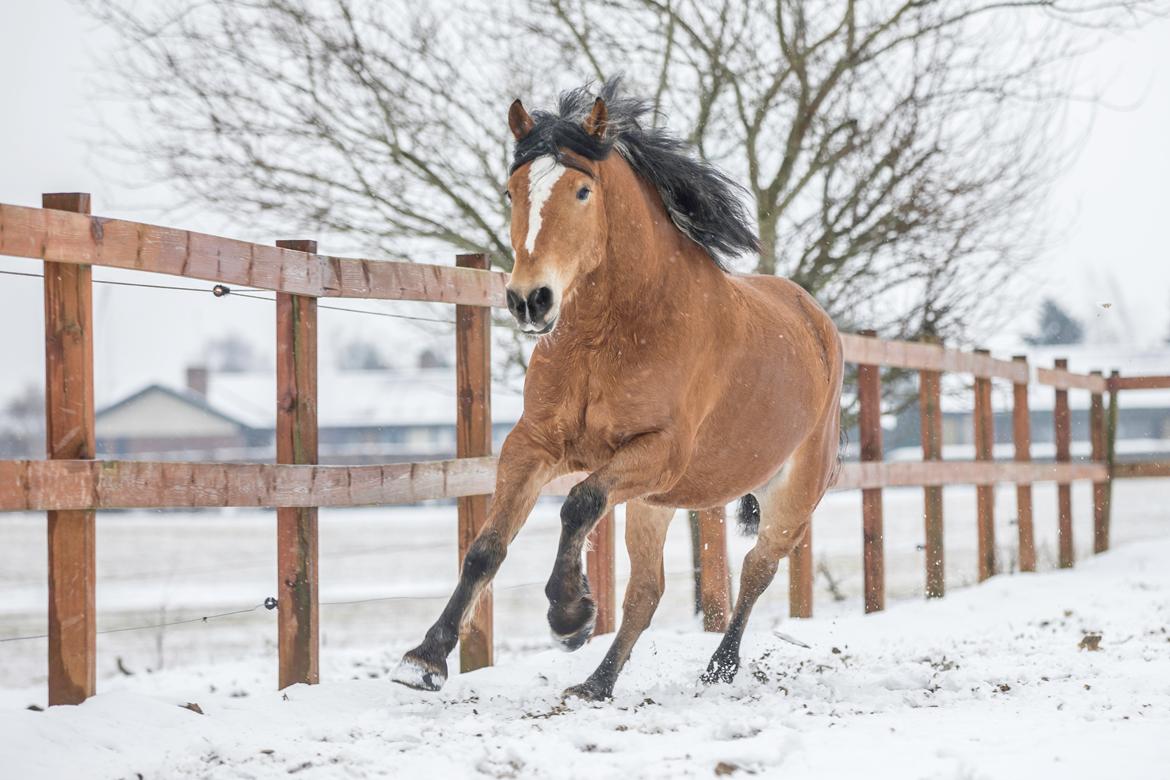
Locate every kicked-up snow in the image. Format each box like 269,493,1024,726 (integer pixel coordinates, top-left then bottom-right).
3,535,1168,779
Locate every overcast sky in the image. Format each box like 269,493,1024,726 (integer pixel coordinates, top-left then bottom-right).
1,1,1167,407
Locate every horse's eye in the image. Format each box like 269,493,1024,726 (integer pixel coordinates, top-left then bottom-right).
576,186,591,201
503,189,512,202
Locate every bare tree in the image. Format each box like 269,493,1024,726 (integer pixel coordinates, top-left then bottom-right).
519,0,1165,339
84,0,1166,349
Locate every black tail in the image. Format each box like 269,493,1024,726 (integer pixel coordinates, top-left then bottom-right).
736,494,760,536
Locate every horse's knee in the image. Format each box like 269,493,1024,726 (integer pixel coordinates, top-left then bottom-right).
561,481,606,534
462,530,506,581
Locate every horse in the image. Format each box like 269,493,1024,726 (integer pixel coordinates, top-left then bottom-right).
392,79,843,701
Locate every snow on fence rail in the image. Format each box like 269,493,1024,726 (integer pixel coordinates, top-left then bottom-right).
2,195,1167,706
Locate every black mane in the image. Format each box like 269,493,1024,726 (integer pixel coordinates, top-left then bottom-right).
511,79,760,270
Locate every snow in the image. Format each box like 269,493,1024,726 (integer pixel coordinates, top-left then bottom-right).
2,533,1169,778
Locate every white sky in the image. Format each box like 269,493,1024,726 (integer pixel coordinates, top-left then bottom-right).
1,1,1168,406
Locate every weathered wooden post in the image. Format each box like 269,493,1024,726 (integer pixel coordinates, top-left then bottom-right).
697,506,732,631
919,345,945,598
1103,369,1120,550
1011,355,1036,572
1054,357,1074,568
973,349,996,581
1089,370,1108,554
275,239,319,688
858,330,884,612
455,253,493,671
586,510,616,635
788,523,813,619
43,193,97,706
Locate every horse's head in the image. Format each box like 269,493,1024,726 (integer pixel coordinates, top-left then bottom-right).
503,97,609,335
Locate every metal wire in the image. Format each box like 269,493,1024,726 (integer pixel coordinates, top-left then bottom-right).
0,269,455,325
0,602,271,644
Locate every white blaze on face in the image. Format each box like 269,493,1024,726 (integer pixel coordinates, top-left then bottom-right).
524,156,568,256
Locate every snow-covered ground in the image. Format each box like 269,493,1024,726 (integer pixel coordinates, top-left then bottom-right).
3,527,1169,778
1,480,1168,778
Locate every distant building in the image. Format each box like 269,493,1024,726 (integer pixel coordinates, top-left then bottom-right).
97,384,261,458
24,342,1167,467
93,362,524,464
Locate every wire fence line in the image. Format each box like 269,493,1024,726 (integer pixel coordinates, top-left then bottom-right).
0,566,712,645
0,602,274,644
0,268,456,325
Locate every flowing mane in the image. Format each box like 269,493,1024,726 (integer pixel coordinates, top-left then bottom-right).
511,79,760,270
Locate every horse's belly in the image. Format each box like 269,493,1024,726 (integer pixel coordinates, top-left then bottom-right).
646,398,806,509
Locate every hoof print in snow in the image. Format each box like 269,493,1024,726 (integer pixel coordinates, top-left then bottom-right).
714,761,742,776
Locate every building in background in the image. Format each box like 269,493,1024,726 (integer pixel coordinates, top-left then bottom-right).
87,359,524,464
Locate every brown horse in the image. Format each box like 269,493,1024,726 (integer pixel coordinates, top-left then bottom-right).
393,80,843,700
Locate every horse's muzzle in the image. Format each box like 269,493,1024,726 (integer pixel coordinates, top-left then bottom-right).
506,285,557,333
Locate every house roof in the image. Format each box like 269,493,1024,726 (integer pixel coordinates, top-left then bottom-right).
205,367,526,430
96,384,254,437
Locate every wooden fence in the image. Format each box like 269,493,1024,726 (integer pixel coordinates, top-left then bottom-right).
2,196,1168,706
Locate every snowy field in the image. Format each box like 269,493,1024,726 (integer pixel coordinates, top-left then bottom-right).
1,480,1168,778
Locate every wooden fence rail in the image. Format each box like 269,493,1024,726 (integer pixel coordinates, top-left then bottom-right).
1,197,1167,707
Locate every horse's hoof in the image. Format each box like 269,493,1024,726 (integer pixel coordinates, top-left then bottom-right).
700,658,739,685
549,598,597,652
391,652,447,692
563,680,611,702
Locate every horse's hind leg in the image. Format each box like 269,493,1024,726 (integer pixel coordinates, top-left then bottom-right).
702,425,837,684
563,501,675,701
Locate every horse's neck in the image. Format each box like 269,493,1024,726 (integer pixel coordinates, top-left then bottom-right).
563,159,706,335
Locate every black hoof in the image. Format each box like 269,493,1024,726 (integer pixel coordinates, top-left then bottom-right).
700,656,739,685
549,596,597,652
391,649,448,692
563,679,612,702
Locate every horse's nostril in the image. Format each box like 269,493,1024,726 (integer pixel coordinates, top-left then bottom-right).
506,289,525,317
527,287,554,319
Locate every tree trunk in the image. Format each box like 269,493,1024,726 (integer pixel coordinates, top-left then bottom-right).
755,212,778,276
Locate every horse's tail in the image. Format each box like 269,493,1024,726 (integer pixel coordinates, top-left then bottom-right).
736,493,761,536
737,423,846,536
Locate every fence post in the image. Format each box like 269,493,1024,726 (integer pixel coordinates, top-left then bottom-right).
455,253,493,672
1011,355,1036,573
858,330,884,613
697,506,731,631
919,347,945,598
43,193,96,706
275,239,319,689
586,509,616,635
1103,369,1120,550
788,522,813,618
1054,357,1074,568
973,349,996,581
1089,370,1108,554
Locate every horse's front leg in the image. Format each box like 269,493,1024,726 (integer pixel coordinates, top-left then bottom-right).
545,430,689,652
392,427,558,691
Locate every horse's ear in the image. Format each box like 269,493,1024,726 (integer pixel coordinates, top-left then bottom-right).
508,99,534,141
583,97,608,139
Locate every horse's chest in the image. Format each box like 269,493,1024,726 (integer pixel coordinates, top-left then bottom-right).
564,373,656,464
